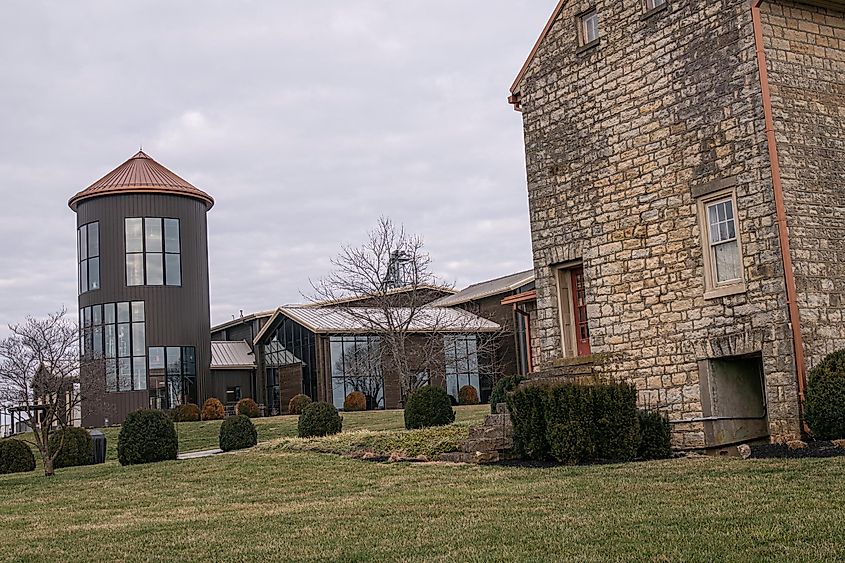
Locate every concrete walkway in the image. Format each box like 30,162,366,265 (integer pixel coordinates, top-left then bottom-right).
177,448,223,460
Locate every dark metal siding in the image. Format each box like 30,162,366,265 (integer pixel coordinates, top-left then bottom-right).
76,193,211,426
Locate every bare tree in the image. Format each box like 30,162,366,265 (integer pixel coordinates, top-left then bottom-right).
312,217,507,400
0,310,100,477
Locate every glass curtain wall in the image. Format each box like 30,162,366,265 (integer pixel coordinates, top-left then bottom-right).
80,301,146,392
329,335,384,410
444,334,480,402
148,346,196,409
264,319,317,399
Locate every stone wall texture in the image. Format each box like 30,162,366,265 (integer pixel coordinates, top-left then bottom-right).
761,2,845,365
515,0,844,447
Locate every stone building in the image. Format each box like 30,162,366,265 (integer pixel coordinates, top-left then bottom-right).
509,0,845,448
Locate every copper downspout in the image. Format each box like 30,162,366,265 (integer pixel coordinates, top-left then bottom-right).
750,0,808,425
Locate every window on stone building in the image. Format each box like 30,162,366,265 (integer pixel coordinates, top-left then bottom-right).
645,0,666,11
555,263,591,358
578,10,599,46
698,189,746,298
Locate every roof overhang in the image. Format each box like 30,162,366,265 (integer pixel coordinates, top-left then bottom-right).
501,290,537,306
69,186,214,211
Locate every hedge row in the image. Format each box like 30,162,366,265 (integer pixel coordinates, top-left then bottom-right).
506,382,671,464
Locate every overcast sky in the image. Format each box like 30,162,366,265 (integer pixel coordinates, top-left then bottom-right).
0,0,552,332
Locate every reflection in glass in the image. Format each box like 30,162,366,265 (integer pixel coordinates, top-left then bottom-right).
125,218,143,252
126,254,144,286
164,219,180,253
146,253,164,285
165,254,181,286
145,218,163,252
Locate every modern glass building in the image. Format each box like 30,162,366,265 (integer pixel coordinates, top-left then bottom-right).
70,151,214,426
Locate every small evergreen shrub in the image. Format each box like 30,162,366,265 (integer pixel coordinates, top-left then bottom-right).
219,415,258,452
805,349,845,440
404,386,455,430
0,438,36,475
489,375,526,413
637,410,672,460
298,402,343,438
343,391,367,411
458,385,480,405
118,409,178,466
507,383,550,460
201,398,225,421
236,398,260,418
171,403,201,423
49,427,92,469
508,382,643,463
288,394,312,415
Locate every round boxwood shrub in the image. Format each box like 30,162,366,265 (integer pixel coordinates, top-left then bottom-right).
118,409,178,466
805,348,845,440
172,403,201,423
637,410,672,460
489,375,527,413
0,438,36,475
49,427,92,469
298,402,343,438
201,398,225,421
458,385,480,405
288,394,312,415
343,391,367,411
404,385,455,430
219,415,258,452
236,398,260,418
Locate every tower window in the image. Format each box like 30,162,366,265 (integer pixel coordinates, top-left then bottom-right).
80,301,146,392
578,9,599,46
125,218,181,287
78,222,100,294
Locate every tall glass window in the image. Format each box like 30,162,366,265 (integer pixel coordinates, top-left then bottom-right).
444,334,480,402
264,319,317,399
80,301,146,392
147,346,196,409
329,335,384,410
125,217,181,287
78,222,100,294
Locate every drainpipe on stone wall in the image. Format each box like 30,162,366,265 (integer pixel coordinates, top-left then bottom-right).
750,0,808,430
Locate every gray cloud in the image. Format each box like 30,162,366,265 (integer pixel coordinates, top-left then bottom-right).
0,0,553,332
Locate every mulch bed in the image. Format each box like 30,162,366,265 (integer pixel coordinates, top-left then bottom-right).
750,441,845,459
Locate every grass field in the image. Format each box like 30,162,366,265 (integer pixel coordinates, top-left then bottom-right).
2,406,844,562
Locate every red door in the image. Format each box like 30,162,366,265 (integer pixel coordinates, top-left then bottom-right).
571,267,591,356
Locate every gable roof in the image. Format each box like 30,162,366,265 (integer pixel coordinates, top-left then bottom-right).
509,0,568,109
211,309,277,334
210,340,255,370
303,284,456,308
429,270,535,308
69,150,214,211
254,305,500,343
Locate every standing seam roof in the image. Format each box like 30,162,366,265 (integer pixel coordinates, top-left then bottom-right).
68,150,214,210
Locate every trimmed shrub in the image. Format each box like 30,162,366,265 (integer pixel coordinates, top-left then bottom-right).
171,403,201,423
298,402,343,438
508,382,642,463
591,383,639,462
49,427,92,469
288,394,312,415
201,398,225,421
507,383,550,460
236,398,260,418
343,391,367,411
118,409,178,466
805,349,845,440
404,385,456,430
0,438,36,475
638,410,672,460
219,415,258,452
489,375,527,413
458,385,480,406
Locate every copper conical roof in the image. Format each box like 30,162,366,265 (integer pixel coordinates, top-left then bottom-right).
68,150,214,211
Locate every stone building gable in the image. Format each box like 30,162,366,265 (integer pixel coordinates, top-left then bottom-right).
761,2,845,367
515,0,808,447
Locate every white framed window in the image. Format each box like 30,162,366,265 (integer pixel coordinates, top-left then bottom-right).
578,10,599,46
698,190,746,299
645,0,666,11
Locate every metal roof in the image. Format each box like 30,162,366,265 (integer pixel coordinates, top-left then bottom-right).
210,340,255,370
210,309,277,333
69,150,214,211
254,305,500,342
429,270,535,308
303,284,456,308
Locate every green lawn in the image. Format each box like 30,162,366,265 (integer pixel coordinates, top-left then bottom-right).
2,406,843,561
94,404,490,461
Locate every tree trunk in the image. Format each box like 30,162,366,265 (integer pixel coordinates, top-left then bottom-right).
42,452,55,477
